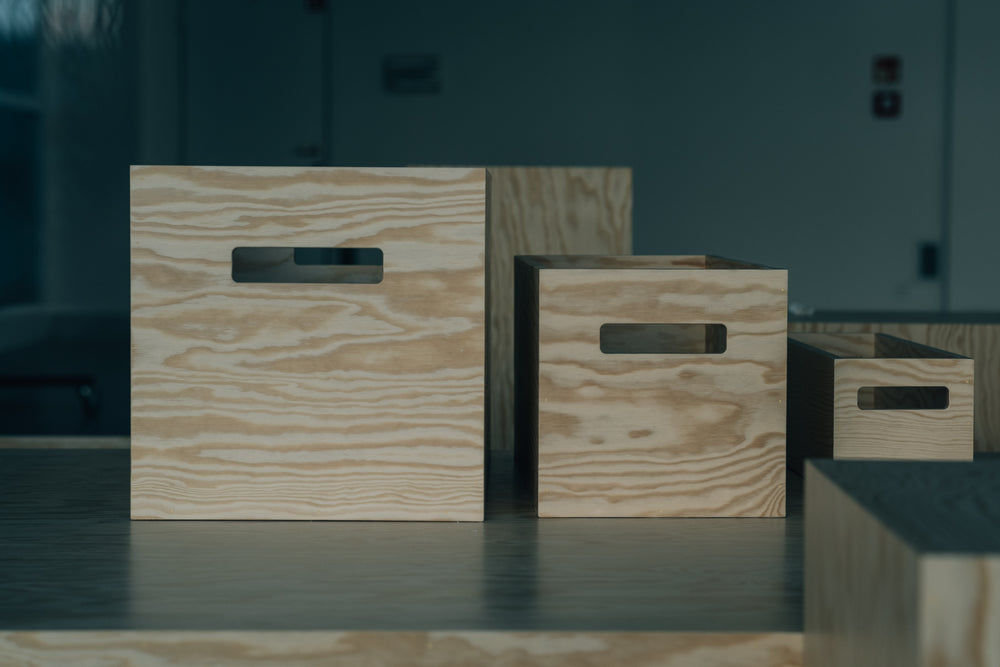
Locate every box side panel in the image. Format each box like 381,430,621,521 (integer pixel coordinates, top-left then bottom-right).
805,462,919,667
921,556,1000,666
787,339,836,474
513,258,540,507
536,268,787,517
130,166,486,520
788,332,876,359
486,167,632,453
874,333,969,360
832,357,974,461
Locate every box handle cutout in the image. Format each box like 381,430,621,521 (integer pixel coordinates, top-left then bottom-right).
857,386,949,410
232,247,383,284
599,323,727,354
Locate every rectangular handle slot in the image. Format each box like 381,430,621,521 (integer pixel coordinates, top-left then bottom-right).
232,247,383,284
599,323,727,355
857,386,949,410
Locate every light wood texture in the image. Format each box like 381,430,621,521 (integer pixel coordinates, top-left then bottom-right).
515,255,787,517
130,166,486,520
487,168,632,453
789,320,1000,452
0,449,804,664
805,459,1000,667
0,631,803,666
804,461,920,667
787,333,974,472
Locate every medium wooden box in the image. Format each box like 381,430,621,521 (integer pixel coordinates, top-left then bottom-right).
130,166,486,520
788,333,973,472
806,459,1000,666
514,255,788,518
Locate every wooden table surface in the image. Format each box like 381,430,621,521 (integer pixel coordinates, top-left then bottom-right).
0,449,802,633
0,448,804,665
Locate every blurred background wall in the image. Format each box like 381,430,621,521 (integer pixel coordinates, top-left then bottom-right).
1,0,999,435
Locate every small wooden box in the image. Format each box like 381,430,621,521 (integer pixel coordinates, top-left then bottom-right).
806,459,1000,666
514,255,788,518
130,166,486,520
788,333,973,472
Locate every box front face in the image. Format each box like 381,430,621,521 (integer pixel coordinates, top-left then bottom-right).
833,358,974,461
535,267,787,517
130,166,486,520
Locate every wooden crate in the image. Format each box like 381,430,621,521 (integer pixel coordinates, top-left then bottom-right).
806,459,1000,666
514,255,788,518
788,333,973,473
130,166,486,520
789,319,1000,452
486,167,632,454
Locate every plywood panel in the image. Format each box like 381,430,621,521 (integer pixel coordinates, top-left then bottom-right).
517,256,787,517
806,459,1000,666
0,631,803,666
804,462,920,667
487,168,631,452
130,166,486,520
789,321,1000,452
787,333,973,472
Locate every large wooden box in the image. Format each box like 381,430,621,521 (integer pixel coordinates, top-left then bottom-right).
788,333,973,472
514,255,788,518
806,459,1000,666
486,167,632,453
130,166,486,520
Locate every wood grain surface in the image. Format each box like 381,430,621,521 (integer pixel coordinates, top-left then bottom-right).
487,168,631,453
0,631,803,666
806,459,1000,666
0,449,805,665
516,256,787,517
130,166,486,520
921,557,1000,666
805,461,920,667
787,333,973,471
789,321,1000,452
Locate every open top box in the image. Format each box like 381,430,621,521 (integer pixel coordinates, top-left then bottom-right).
514,254,788,518
788,332,974,471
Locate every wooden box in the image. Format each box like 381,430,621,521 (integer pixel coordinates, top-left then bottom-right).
514,255,788,518
806,459,1000,666
486,167,632,453
789,318,1000,453
130,166,486,520
788,333,973,472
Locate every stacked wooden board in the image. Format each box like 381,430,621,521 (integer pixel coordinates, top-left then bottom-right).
806,458,1000,666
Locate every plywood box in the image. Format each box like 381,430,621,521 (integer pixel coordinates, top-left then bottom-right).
806,459,1000,667
130,166,486,520
787,333,973,472
486,167,632,453
515,255,788,518
789,319,1000,452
